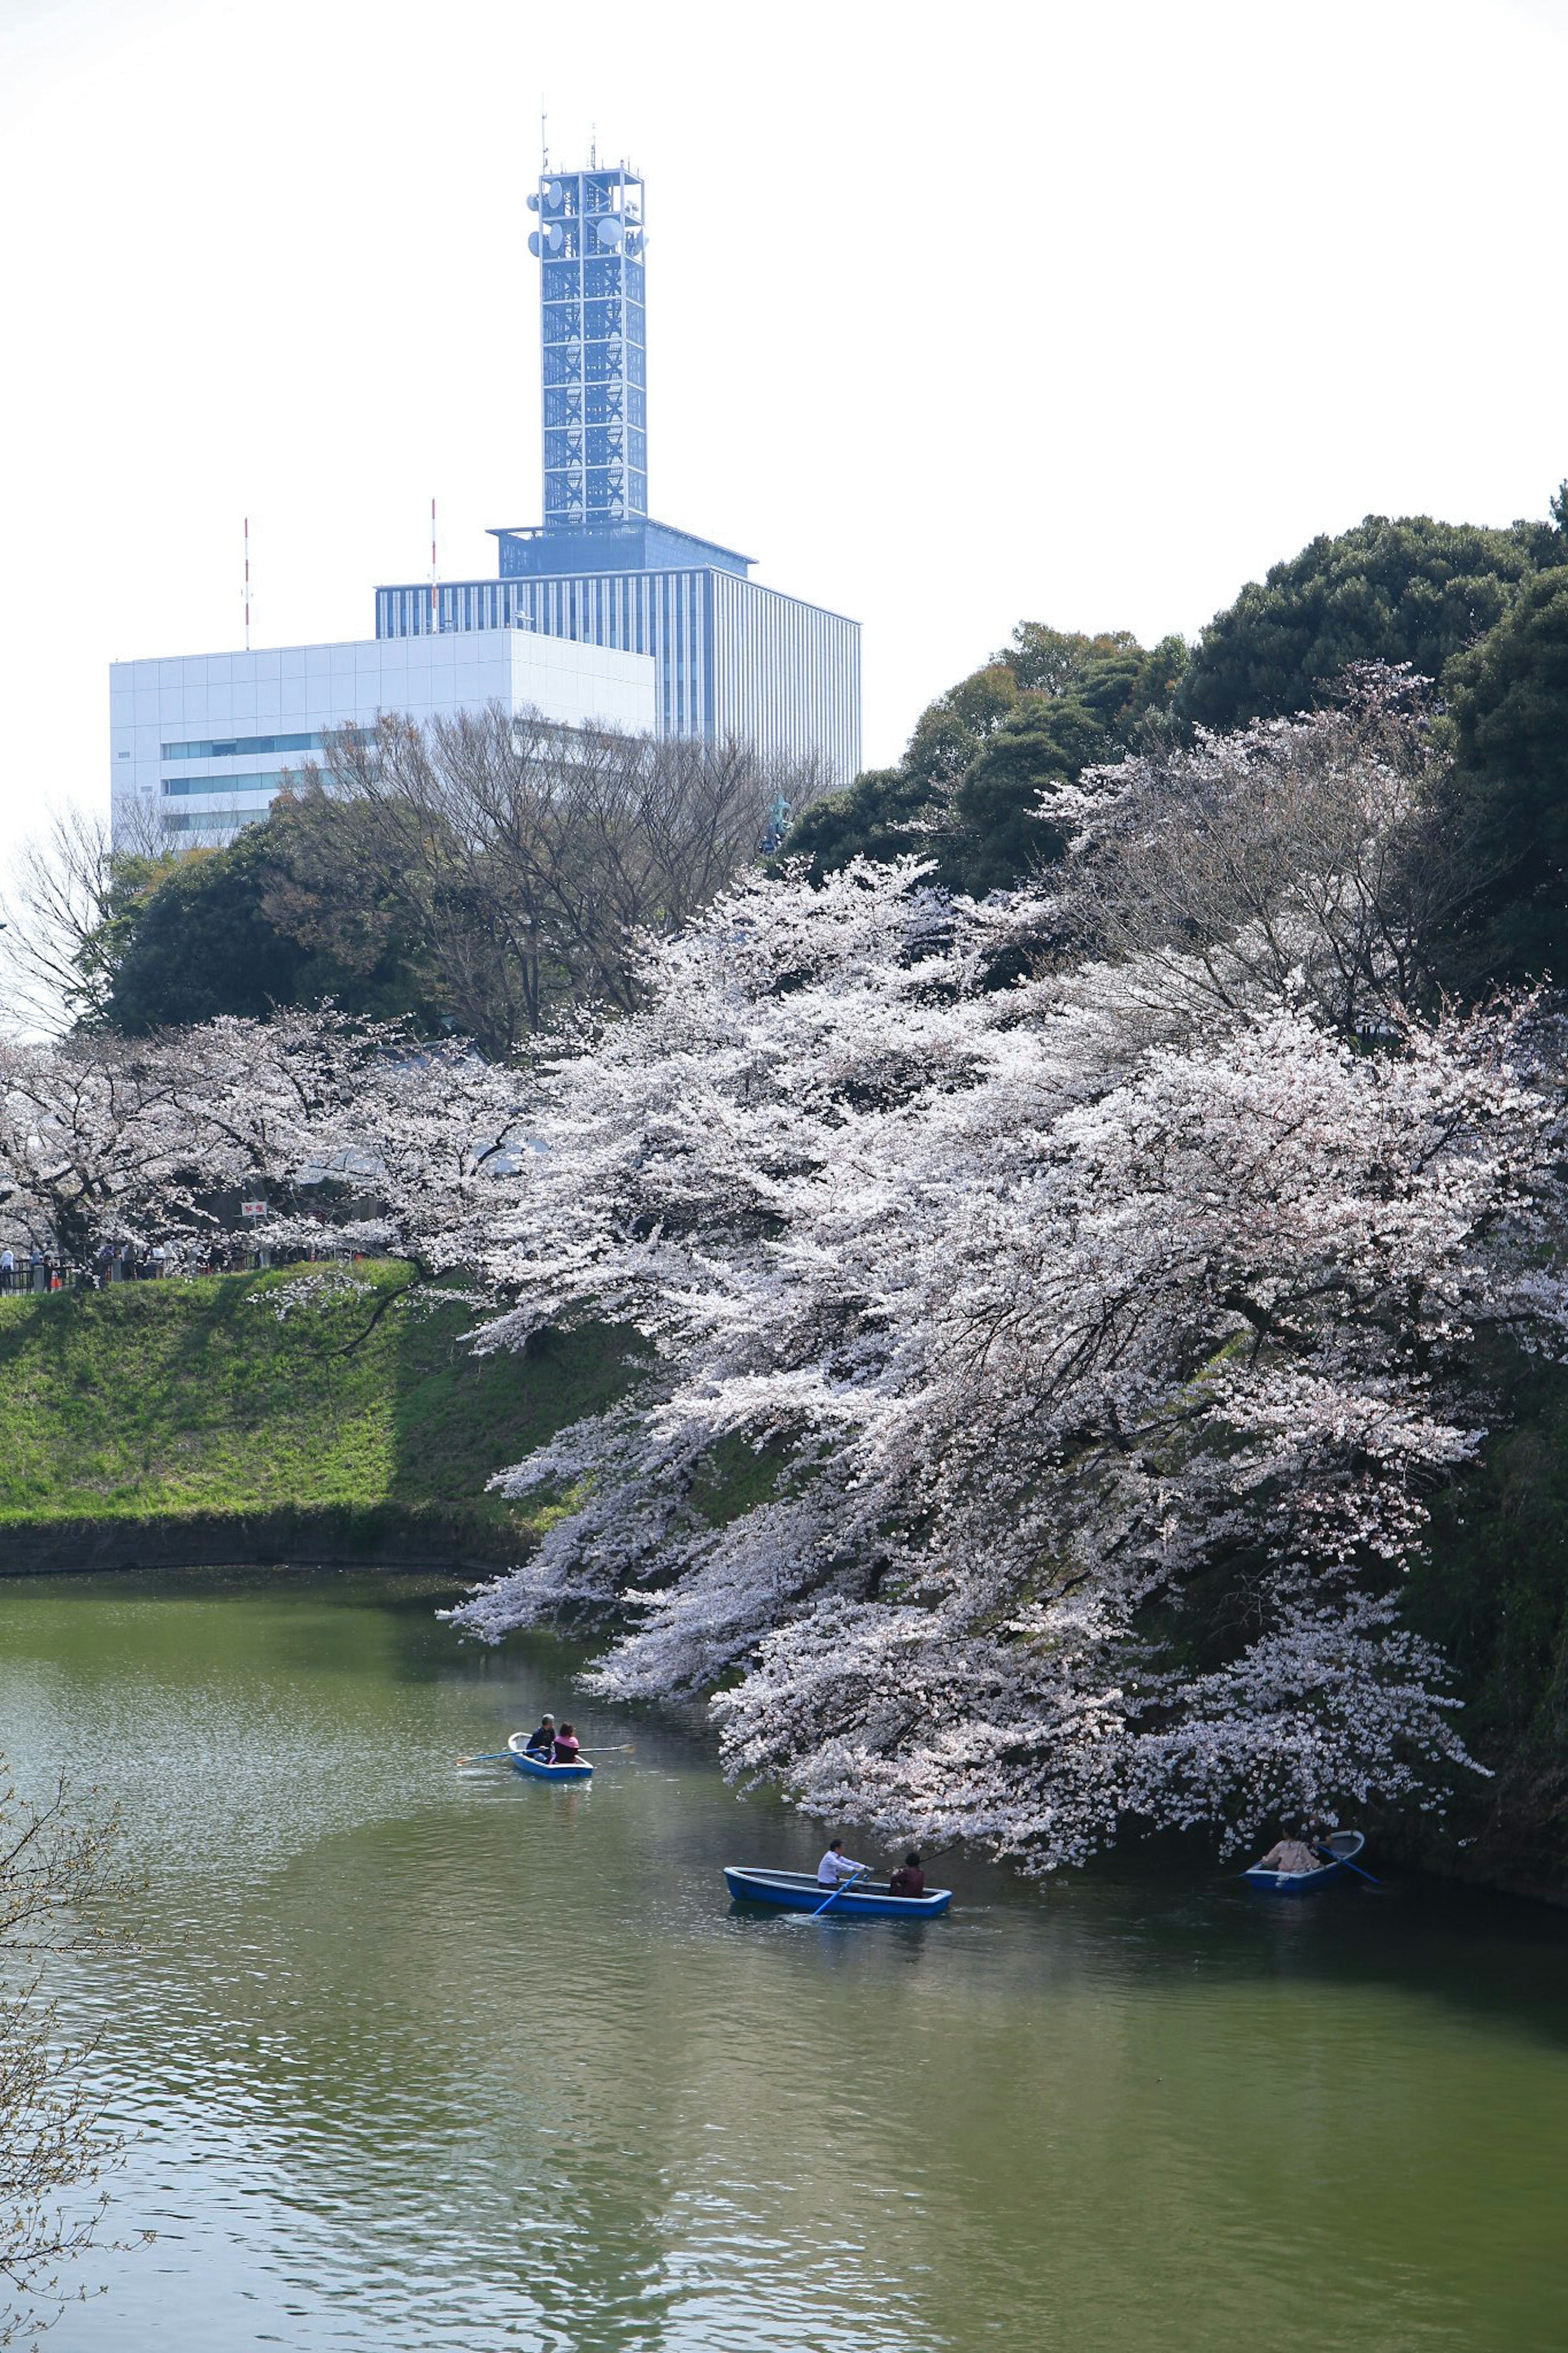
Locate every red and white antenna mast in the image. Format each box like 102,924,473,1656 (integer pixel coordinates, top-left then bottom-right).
243,516,251,651
430,497,437,633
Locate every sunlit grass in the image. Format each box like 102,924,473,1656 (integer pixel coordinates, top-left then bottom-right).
0,1266,632,1547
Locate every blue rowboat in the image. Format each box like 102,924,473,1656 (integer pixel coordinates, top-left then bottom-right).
507,1733,593,1782
1243,1829,1364,1894
724,1865,952,1919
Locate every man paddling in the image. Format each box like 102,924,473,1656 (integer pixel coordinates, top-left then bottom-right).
522,1713,556,1759
817,1837,869,1888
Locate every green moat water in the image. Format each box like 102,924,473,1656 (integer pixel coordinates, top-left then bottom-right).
2,1568,1566,2352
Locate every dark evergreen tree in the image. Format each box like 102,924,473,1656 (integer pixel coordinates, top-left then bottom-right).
784,631,1187,895
1446,565,1568,981
1178,513,1552,731
98,822,429,1034
781,768,938,879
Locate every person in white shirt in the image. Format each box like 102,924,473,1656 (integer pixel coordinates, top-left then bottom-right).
816,1838,868,1887
1256,1829,1322,1874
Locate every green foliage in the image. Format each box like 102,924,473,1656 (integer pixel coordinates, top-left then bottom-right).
1178,512,1553,732
781,768,939,877
1001,622,1142,696
74,847,185,1015
784,629,1187,896
0,1269,631,1548
948,700,1096,895
1445,566,1568,981
904,663,1022,789
1403,1345,1568,1893
97,823,436,1035
949,634,1192,892
98,827,308,1031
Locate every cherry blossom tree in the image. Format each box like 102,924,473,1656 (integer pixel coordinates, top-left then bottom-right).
1037,668,1488,1033
5,683,1566,1873
448,694,1568,1869
0,1007,535,1403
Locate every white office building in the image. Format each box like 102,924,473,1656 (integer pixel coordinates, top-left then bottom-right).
111,629,655,848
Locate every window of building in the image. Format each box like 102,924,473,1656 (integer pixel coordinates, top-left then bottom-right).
160,771,291,798
160,731,366,761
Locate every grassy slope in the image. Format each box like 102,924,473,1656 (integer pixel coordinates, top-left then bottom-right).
0,1267,630,1549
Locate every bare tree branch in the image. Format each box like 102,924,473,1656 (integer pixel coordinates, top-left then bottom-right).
262,706,825,1058
0,803,172,1039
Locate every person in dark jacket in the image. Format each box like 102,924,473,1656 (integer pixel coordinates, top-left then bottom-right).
888,1852,926,1898
522,1714,557,1758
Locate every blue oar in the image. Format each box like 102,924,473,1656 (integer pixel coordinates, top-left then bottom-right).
1317,1843,1381,1886
458,1742,635,1764
812,1865,871,1918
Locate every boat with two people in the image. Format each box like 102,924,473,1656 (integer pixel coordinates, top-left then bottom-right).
508,1729,594,1783
1243,1829,1367,1894
724,1865,953,1919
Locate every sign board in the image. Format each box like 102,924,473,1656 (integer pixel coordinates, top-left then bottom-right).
240,1200,267,1220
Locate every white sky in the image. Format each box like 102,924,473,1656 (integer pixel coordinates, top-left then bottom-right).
1,0,1565,846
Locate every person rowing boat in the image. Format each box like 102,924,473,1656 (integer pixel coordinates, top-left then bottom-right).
816,1837,868,1888
521,1713,556,1759
1254,1820,1324,1875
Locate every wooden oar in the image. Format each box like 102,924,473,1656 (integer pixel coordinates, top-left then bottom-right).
1316,1843,1381,1885
811,1865,871,1918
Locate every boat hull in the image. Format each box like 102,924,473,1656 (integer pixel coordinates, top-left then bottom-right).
1243,1831,1364,1894
724,1866,951,1918
508,1736,594,1782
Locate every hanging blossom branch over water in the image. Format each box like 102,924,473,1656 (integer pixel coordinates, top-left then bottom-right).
446,686,1568,1869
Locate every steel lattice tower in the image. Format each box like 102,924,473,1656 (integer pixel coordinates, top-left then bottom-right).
528,163,648,529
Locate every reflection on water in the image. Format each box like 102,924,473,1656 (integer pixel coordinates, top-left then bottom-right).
1,1568,1566,2352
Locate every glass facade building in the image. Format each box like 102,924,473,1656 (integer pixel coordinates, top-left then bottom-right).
376,562,859,784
